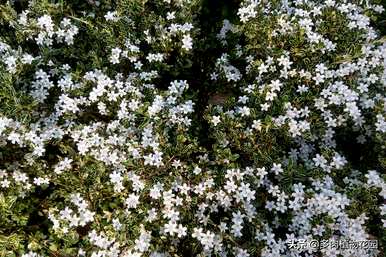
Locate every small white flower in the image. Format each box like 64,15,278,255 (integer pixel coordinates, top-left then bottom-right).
105,11,119,21
193,166,202,175
166,12,175,20
182,34,193,51
211,116,221,126
21,54,34,64
125,194,140,209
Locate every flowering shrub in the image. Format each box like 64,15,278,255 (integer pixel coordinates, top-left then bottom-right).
0,0,385,257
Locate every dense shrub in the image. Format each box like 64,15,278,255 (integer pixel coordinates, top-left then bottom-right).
0,0,385,257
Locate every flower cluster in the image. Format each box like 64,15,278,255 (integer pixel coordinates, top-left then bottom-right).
0,0,385,257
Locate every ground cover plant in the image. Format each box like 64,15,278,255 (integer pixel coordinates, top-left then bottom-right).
0,0,386,256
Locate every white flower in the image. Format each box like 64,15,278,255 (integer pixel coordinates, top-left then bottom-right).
146,208,158,222
211,116,221,126
146,53,164,63
112,218,122,231
54,158,73,174
7,132,21,144
238,3,257,23
105,11,119,21
176,224,187,238
193,166,202,175
182,34,193,51
234,248,250,257
4,55,17,73
231,211,244,237
375,114,386,132
239,106,250,117
331,153,347,169
297,84,309,93
69,214,80,227
150,183,163,199
1,179,10,188
21,54,34,64
109,170,123,184
313,154,327,169
37,15,54,31
166,12,175,20
365,170,381,186
59,207,73,221
33,177,50,186
110,47,122,64
200,230,215,251
79,210,95,225
125,194,140,209
261,102,270,111
134,228,151,252
251,120,262,131
164,221,177,236
271,163,283,175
